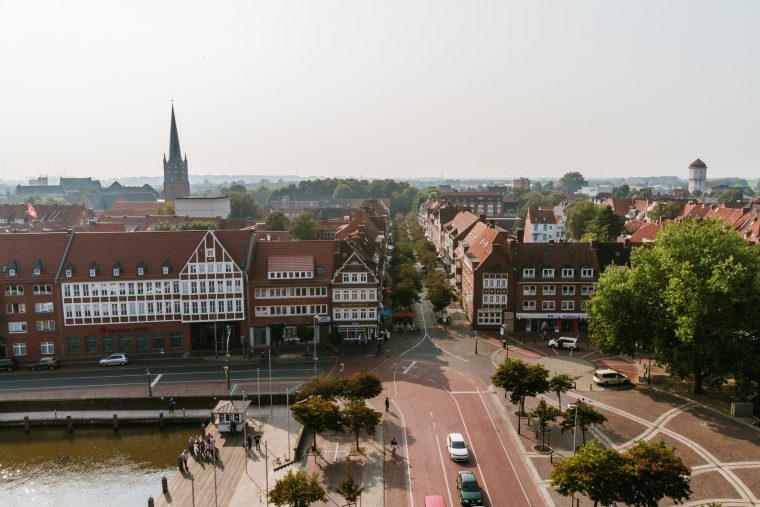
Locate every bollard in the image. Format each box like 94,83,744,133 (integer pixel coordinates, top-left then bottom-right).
148,496,155,507
24,414,30,433
159,411,164,429
502,339,506,349
162,476,169,494
589,383,593,391
67,415,73,432
113,413,119,431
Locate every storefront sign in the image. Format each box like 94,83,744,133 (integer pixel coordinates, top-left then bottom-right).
515,313,588,319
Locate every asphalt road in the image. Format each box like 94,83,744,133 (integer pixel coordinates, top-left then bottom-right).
0,360,332,392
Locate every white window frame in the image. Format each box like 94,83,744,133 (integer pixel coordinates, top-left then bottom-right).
581,268,594,278
12,343,27,357
561,301,575,311
8,321,27,333
561,268,574,278
522,268,535,278
41,342,55,355
542,268,555,279
541,300,555,311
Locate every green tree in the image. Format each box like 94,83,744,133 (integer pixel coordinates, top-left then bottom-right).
336,466,363,506
390,280,419,308
557,172,587,193
340,398,381,449
343,370,383,400
491,358,550,434
156,203,175,215
426,282,453,313
566,201,600,240
549,374,577,411
646,201,682,222
154,221,173,231
589,218,760,394
631,187,652,199
625,440,691,507
529,399,562,450
296,324,314,354
612,184,630,198
290,396,343,450
268,469,327,507
560,401,608,445
300,374,345,400
550,443,637,507
332,183,354,200
586,205,625,241
265,211,287,231
178,220,217,230
290,211,319,240
714,188,744,204
229,191,260,219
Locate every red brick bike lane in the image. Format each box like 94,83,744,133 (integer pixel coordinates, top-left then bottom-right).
381,358,545,507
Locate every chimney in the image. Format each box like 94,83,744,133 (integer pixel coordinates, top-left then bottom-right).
489,219,495,228
624,238,631,249
479,214,486,223
589,239,598,250
515,229,524,242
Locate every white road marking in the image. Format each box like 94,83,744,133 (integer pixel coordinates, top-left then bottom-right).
150,374,162,387
434,431,455,507
580,351,596,359
475,387,534,506
391,398,414,507
402,361,417,375
449,391,480,394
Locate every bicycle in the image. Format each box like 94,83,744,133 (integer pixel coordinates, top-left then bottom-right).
272,456,282,466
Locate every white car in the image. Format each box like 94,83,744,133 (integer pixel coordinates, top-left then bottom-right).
592,369,630,386
99,353,129,367
548,337,579,350
446,432,469,462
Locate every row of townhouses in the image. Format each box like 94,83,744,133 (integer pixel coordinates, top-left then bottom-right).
419,200,633,333
0,207,389,360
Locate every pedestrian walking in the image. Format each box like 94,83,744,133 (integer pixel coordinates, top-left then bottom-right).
246,434,252,452
385,397,390,412
254,434,261,451
182,450,189,472
178,451,185,472
385,344,390,357
168,398,175,414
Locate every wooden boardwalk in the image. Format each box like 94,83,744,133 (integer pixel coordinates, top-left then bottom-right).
156,424,247,507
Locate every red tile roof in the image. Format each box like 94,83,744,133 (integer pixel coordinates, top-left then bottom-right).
268,256,314,272
0,232,71,282
443,210,480,238
526,208,557,225
251,240,339,283
461,222,506,264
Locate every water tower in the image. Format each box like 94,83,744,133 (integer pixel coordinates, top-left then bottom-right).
688,158,707,194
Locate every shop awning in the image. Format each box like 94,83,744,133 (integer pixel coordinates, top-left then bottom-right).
393,310,415,319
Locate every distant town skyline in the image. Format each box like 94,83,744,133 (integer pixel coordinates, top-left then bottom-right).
0,1,758,181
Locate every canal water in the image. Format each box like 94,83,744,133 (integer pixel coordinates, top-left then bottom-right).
0,425,195,507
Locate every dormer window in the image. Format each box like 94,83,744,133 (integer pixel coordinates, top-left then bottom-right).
542,268,555,279
90,269,96,277
8,269,16,276
162,260,171,275
522,268,535,278
581,267,594,278
137,260,146,276
33,268,41,276
113,261,122,277
65,269,73,278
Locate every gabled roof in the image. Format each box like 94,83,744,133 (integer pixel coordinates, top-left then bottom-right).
443,210,480,238
526,208,557,225
461,222,506,265
0,233,71,282
251,240,340,283
268,256,314,272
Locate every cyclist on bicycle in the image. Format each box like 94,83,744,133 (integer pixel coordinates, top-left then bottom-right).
390,437,398,456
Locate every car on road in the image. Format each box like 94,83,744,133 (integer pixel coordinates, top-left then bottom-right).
28,357,59,370
593,368,630,386
99,353,129,367
446,432,470,462
456,471,483,506
0,357,19,371
548,337,579,350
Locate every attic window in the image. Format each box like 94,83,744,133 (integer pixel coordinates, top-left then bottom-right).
33,268,41,276
206,248,215,259
90,269,97,277
316,267,325,275
65,269,72,278
113,267,120,276
138,267,144,276
162,266,169,275
8,268,16,276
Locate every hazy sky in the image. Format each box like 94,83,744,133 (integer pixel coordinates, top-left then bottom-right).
1,0,758,182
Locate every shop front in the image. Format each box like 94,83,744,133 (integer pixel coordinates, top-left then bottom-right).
514,313,588,336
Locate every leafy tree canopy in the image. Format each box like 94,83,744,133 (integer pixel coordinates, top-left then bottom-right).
290,396,343,449
300,375,345,400
265,211,287,231
268,469,327,507
588,218,760,395
290,211,319,240
343,370,383,400
340,398,381,448
558,172,587,193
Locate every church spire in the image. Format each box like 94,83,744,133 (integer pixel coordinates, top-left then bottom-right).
168,104,182,163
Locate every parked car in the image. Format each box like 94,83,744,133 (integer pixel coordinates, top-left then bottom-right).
0,357,19,371
28,357,59,370
99,353,129,367
456,471,483,506
446,432,470,462
592,369,630,386
548,337,579,350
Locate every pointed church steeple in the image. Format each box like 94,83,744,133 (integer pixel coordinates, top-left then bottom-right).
163,103,190,201
168,104,182,163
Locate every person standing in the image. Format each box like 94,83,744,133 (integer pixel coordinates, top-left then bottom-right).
385,397,390,412
178,450,185,472
168,398,175,414
246,434,252,452
254,434,261,451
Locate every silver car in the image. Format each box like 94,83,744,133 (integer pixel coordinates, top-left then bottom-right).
99,353,129,367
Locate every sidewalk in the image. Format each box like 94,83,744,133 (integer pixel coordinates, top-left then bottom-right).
0,408,210,422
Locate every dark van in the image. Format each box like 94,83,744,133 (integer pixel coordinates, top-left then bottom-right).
0,357,19,371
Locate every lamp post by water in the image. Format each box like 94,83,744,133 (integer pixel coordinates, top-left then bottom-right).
146,368,152,397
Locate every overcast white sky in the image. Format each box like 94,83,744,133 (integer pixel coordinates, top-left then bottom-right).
0,0,758,182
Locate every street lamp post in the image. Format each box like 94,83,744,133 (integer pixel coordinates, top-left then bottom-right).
474,333,478,355
571,399,582,454
257,367,261,419
242,390,247,473
268,346,273,417
223,365,230,391
146,368,152,397
312,315,319,371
